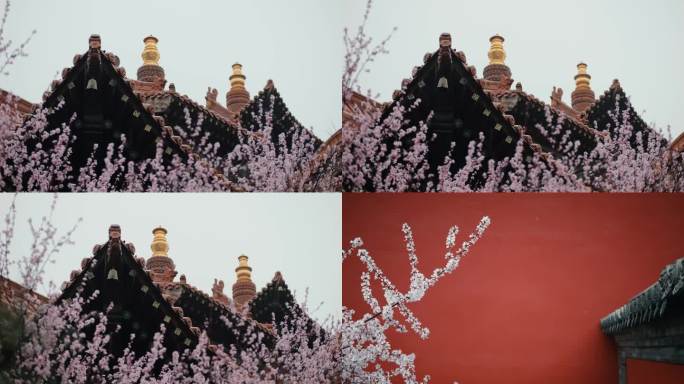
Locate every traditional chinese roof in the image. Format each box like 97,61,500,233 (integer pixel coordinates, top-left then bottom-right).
601,257,684,335
42,47,191,167
300,128,343,191
342,91,385,130
167,281,275,350
140,90,245,157
354,33,571,190
499,88,599,158
55,227,283,357
583,79,664,146
240,80,322,149
0,276,48,313
249,272,325,346
0,89,35,115
249,271,299,324
12,34,319,191
55,233,199,356
672,131,684,152
11,38,229,192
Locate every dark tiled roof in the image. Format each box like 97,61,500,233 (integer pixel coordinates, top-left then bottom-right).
41,50,190,162
240,82,322,149
170,282,275,350
250,272,298,324
499,89,599,157
350,44,574,190
27,49,244,191
584,81,665,146
601,257,684,335
56,239,199,353
140,91,245,157
55,239,280,355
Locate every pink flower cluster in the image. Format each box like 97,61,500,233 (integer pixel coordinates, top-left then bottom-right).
0,95,338,192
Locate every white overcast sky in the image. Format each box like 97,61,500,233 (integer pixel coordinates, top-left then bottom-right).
0,193,341,321
344,0,684,138
1,0,342,140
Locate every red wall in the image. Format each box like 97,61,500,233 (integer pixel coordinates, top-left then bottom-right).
342,194,684,384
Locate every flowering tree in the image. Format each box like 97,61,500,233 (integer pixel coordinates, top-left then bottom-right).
0,1,337,193
0,0,34,76
225,98,327,192
559,99,683,192
0,194,80,372
0,95,335,192
9,297,340,383
341,0,684,192
0,196,342,383
341,216,491,383
1,194,492,383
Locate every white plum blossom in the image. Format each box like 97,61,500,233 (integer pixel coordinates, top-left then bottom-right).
342,215,491,383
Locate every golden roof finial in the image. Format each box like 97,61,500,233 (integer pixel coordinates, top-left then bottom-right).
488,34,506,65
574,62,592,90
229,63,246,90
145,226,177,283
150,226,169,258
226,63,250,117
235,254,252,281
141,35,160,66
571,62,595,112
137,36,165,84
232,254,256,309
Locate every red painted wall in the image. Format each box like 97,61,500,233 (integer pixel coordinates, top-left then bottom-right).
342,194,684,384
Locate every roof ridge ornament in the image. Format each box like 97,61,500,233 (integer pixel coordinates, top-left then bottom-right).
232,254,257,310
272,271,284,283
487,34,506,65
141,35,160,66
483,34,513,88
105,224,122,281
87,34,102,67
212,278,230,306
226,63,250,117
437,33,452,88
571,62,595,113
137,35,165,83
89,34,101,51
610,78,622,91
145,226,177,283
264,79,275,91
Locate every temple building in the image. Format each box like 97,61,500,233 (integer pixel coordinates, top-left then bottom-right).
343,33,671,191
50,224,307,358
3,34,325,191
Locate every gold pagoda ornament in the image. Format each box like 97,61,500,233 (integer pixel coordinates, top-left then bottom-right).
487,34,506,65
141,36,160,66
232,254,257,309
150,226,169,257
137,35,165,82
145,226,177,283
226,63,250,117
483,34,512,86
571,62,595,113
574,63,591,91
